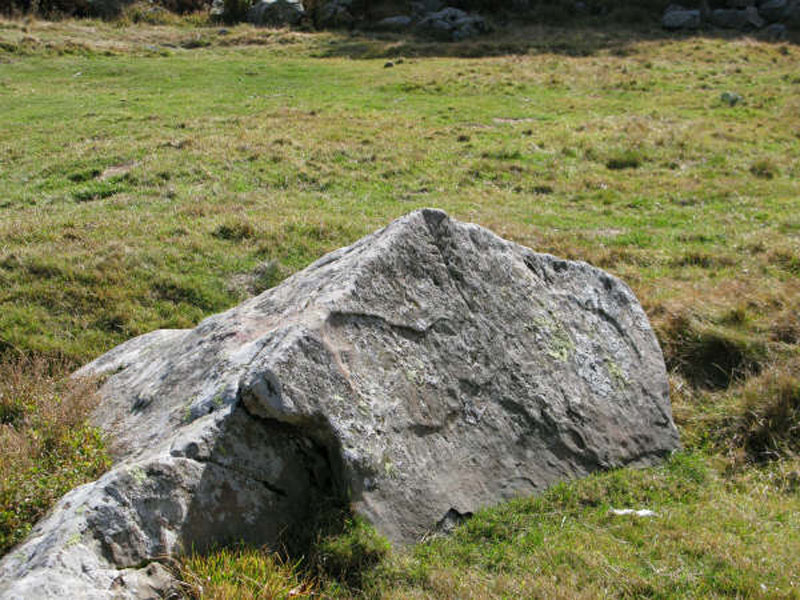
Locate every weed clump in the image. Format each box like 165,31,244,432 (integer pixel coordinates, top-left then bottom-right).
768,248,800,275
213,220,257,241
228,259,286,298
750,158,779,179
605,150,643,170
770,309,799,344
671,252,735,269
737,368,800,461
714,362,800,463
311,516,390,590
181,545,317,599
0,356,109,556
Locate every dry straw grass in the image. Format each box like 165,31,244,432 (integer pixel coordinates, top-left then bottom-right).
0,355,109,554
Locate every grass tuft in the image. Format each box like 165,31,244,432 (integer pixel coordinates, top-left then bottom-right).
729,362,800,463
310,515,391,591
770,308,800,344
181,545,317,600
605,149,643,170
750,158,779,180
213,220,258,241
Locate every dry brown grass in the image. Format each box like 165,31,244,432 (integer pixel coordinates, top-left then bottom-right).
0,355,109,554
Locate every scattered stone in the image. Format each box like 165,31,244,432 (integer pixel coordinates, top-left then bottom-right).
246,0,304,26
0,210,679,598
759,0,788,21
763,22,788,38
315,0,356,28
417,7,489,41
87,0,135,18
410,0,445,16
375,15,414,31
384,61,395,68
609,508,659,517
785,0,800,25
710,7,763,29
662,6,702,30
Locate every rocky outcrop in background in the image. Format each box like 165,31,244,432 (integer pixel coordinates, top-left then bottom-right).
242,0,800,39
5,0,797,38
0,210,679,599
663,0,799,36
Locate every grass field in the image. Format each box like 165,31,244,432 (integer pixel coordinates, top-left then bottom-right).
1,15,799,598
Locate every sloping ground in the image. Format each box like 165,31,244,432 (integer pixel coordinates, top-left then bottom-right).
0,17,798,598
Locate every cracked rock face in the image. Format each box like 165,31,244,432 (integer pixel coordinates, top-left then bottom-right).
0,209,679,598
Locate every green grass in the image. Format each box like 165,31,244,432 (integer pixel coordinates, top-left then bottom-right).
0,15,799,599
369,453,800,600
182,452,800,599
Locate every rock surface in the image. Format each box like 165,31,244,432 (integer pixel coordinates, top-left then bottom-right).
662,0,799,31
710,6,764,28
0,209,679,599
759,0,788,21
246,0,305,26
416,7,489,40
313,0,357,27
375,14,415,30
662,6,702,29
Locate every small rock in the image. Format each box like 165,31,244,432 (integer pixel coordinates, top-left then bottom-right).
710,7,763,29
662,8,701,29
375,15,414,31
609,508,659,517
410,0,445,15
763,22,787,38
417,7,488,41
384,61,395,68
746,5,766,26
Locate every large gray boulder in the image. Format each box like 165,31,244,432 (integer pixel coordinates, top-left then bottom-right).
0,209,679,599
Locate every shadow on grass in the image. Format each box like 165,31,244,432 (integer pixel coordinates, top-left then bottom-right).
308,20,799,59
